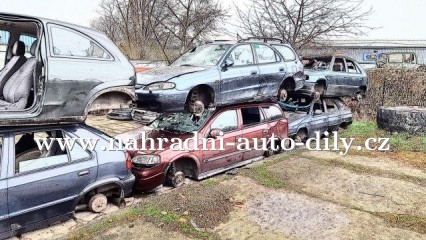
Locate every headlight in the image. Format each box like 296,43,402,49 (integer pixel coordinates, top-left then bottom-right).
132,155,161,167
144,82,176,90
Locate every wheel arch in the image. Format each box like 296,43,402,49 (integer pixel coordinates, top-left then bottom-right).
84,87,135,115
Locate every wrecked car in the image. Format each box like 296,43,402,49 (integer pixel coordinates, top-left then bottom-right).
119,102,289,192
0,124,134,239
300,55,368,100
376,52,419,69
0,13,135,126
280,97,352,142
135,38,305,115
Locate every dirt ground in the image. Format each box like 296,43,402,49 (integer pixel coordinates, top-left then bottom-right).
11,116,426,240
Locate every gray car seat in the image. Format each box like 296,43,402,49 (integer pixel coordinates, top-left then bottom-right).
0,41,37,110
0,41,27,97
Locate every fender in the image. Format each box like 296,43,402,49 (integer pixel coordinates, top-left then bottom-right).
84,86,136,115
164,153,202,177
74,177,124,205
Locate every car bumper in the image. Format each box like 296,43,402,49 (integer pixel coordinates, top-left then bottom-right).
298,81,315,95
135,88,188,113
131,164,167,191
294,77,305,91
122,174,136,197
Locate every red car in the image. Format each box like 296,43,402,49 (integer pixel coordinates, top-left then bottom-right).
122,102,288,192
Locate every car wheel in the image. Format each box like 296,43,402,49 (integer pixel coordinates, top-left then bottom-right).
264,145,275,157
187,89,210,116
88,193,108,213
295,130,308,143
278,88,288,102
168,171,185,188
312,91,321,101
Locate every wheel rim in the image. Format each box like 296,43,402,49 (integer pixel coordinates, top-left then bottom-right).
190,100,205,116
173,172,185,187
92,196,107,212
279,89,288,102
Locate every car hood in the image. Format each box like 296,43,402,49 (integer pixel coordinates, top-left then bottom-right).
136,65,208,86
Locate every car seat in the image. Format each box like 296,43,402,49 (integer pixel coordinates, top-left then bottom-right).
0,41,27,98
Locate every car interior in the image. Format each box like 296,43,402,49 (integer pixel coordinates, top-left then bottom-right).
0,19,40,112
303,57,332,70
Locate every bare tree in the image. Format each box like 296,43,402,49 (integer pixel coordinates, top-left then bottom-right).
236,0,373,49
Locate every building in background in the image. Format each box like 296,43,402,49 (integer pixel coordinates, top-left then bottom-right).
300,40,426,69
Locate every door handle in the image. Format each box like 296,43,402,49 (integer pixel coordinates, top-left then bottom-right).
78,170,90,177
279,67,285,72
263,129,269,135
251,70,258,75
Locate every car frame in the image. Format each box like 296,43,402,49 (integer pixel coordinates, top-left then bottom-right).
0,13,136,126
300,55,368,100
125,102,289,192
0,124,134,239
135,38,305,115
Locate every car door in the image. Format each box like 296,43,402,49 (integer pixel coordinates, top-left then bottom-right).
240,107,270,160
308,101,329,137
219,44,260,105
6,129,97,230
0,134,10,236
345,58,365,92
254,44,286,96
202,109,242,172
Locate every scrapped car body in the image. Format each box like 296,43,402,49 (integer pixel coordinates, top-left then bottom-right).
301,55,368,99
376,52,420,69
119,102,289,192
0,13,135,126
280,97,352,142
135,38,305,115
0,124,134,239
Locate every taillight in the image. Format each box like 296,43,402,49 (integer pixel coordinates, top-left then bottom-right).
125,152,132,169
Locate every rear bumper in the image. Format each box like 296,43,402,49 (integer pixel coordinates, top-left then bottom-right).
135,88,188,113
122,174,136,197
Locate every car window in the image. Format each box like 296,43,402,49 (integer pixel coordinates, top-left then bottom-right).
333,58,346,72
254,44,280,64
0,30,10,70
313,102,325,115
241,107,264,126
262,106,283,121
227,44,254,66
211,110,239,132
14,130,69,174
19,34,37,58
0,136,3,165
173,44,231,67
325,99,338,113
50,26,112,59
66,134,91,161
345,59,361,74
273,45,296,61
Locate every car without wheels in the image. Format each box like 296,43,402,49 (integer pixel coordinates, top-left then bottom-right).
135,38,305,116
117,102,289,192
0,13,136,126
300,55,368,100
0,124,135,239
280,97,353,142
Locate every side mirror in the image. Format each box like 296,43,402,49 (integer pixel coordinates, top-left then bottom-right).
209,129,222,138
223,59,234,68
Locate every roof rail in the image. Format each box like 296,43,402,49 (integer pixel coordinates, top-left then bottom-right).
238,37,284,43
205,39,233,44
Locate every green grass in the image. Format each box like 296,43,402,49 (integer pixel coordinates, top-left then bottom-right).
244,164,285,189
373,213,426,234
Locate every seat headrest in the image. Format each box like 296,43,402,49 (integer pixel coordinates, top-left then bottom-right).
30,41,38,56
13,41,26,56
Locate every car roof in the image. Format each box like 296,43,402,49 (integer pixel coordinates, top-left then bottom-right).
303,55,358,62
216,101,281,111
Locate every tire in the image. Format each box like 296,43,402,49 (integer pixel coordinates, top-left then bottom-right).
295,129,308,143
167,171,186,188
187,89,211,116
88,193,108,213
278,88,288,102
264,144,275,157
377,106,426,135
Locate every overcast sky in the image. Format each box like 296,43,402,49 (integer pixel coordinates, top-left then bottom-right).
0,0,425,40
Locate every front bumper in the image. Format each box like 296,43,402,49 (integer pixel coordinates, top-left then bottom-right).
135,88,188,113
294,77,305,91
131,164,167,191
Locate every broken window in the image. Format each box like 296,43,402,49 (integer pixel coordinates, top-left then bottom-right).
0,30,10,69
150,111,211,134
14,130,68,174
313,102,325,115
241,107,264,126
325,99,338,113
211,110,238,132
345,59,361,74
303,57,332,70
333,58,346,72
262,106,283,121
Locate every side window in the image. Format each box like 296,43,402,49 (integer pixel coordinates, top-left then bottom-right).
50,26,112,59
254,44,280,64
241,107,264,126
227,44,254,66
66,134,91,161
19,34,37,58
333,58,346,72
313,102,325,115
0,136,3,164
211,110,239,132
0,30,10,70
14,130,68,174
325,99,338,113
262,106,283,121
273,45,296,61
345,59,361,74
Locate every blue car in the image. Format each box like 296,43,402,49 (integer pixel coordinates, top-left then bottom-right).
135,38,305,115
0,124,134,239
301,55,368,100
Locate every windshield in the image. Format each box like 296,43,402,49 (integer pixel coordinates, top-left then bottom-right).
148,111,212,134
172,44,231,67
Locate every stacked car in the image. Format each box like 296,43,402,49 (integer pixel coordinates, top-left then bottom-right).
0,13,136,239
